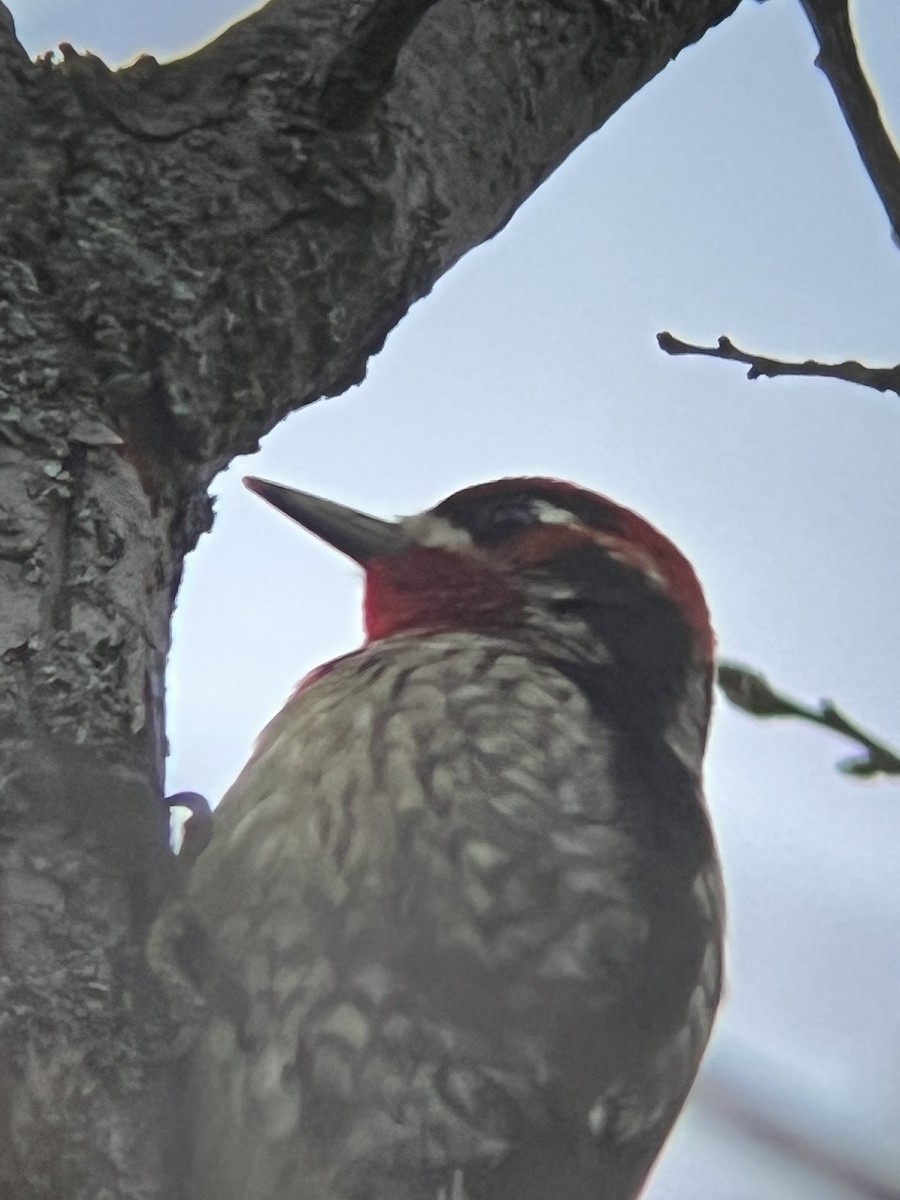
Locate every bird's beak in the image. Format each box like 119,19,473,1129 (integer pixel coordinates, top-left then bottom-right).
244,477,409,565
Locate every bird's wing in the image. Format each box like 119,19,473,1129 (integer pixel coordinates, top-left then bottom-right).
181,634,721,1200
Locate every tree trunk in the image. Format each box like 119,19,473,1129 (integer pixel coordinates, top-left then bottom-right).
0,0,739,1194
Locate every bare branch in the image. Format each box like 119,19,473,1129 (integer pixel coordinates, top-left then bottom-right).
798,0,900,245
695,1069,900,1200
717,662,900,778
657,331,900,397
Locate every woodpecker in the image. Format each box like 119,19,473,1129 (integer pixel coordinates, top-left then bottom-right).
179,476,724,1200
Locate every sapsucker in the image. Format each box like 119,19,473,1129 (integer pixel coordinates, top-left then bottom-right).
179,476,724,1200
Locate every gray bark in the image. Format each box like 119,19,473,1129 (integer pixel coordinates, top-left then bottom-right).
0,0,739,1194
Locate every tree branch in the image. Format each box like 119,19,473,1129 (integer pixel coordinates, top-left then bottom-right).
657,332,900,397
695,1068,900,1200
0,1,27,62
798,0,900,245
318,0,443,129
717,662,900,778
658,2,900,397
0,2,30,153
1,1,746,1193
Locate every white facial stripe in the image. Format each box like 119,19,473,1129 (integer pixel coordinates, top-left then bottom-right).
400,512,474,549
594,532,668,591
526,579,579,601
532,499,581,525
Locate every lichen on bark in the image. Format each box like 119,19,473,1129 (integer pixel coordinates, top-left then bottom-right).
0,0,740,1193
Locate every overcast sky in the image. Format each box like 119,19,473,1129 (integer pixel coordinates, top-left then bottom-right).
16,1,900,1195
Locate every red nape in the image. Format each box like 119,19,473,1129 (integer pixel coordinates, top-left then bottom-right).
451,478,712,658
363,546,522,641
611,508,713,659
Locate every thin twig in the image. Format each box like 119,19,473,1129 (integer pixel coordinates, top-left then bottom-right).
695,1069,900,1200
798,0,900,245
657,331,900,398
717,661,900,778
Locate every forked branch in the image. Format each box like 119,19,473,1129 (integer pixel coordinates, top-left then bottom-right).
717,662,900,778
659,0,900,396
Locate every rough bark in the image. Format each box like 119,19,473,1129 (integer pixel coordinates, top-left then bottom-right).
0,0,739,1194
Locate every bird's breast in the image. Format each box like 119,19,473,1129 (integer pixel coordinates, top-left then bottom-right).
185,630,722,1199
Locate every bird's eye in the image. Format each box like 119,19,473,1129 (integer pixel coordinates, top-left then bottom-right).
475,500,537,543
432,491,549,544
549,597,593,615
491,502,535,530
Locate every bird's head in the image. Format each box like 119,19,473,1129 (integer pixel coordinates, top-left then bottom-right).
245,476,713,743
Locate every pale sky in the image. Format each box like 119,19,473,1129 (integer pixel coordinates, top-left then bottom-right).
15,1,900,1195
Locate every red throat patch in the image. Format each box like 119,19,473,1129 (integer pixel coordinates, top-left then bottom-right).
364,547,521,641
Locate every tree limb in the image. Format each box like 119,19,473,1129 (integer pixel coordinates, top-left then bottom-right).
657,332,900,397
658,1,900,397
798,0,900,245
318,0,443,129
717,662,900,778
0,1,744,1193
